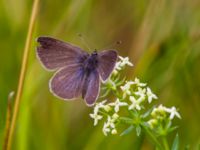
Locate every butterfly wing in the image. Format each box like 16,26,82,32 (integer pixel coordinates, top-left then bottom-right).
97,50,118,81
83,70,100,106
37,36,88,71
50,64,85,100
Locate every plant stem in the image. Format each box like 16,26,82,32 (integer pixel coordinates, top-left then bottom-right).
6,0,39,149
162,137,170,150
142,124,163,149
3,92,15,150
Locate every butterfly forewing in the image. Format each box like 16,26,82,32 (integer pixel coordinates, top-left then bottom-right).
97,50,118,81
50,64,85,100
37,37,88,71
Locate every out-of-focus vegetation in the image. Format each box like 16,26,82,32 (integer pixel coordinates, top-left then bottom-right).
0,0,200,149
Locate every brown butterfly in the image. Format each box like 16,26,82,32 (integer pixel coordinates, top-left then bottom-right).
36,37,118,106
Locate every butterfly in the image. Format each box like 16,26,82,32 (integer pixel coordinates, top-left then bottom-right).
36,37,118,106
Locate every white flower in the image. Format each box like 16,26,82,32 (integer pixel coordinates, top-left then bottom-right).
129,96,142,110
107,116,116,128
146,87,158,103
119,56,134,67
151,104,167,118
165,107,181,120
113,62,121,75
90,100,107,126
94,100,107,114
135,87,146,101
152,104,167,113
132,78,146,87
112,56,133,75
109,98,128,112
151,105,181,120
107,114,118,129
158,104,167,111
102,116,118,136
103,123,110,136
115,62,122,70
121,81,134,98
90,113,103,126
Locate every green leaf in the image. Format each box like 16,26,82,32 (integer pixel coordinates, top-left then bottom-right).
168,126,178,133
119,117,133,124
171,134,179,150
142,106,154,118
100,89,111,98
165,119,172,129
120,125,134,136
141,122,149,128
113,74,121,82
116,77,126,86
129,110,138,117
136,125,141,136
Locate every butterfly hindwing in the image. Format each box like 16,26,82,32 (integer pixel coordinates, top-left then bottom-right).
50,64,85,100
97,50,118,81
83,70,100,106
37,37,88,71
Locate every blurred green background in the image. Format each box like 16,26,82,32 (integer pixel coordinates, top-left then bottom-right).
0,0,200,149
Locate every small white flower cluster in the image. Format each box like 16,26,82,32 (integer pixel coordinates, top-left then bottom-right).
89,56,181,137
120,78,158,111
90,100,107,126
103,114,119,136
90,77,158,136
113,56,133,75
148,105,181,129
151,105,181,120
89,100,123,136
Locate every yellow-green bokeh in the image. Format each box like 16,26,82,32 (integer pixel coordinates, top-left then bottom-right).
0,0,200,149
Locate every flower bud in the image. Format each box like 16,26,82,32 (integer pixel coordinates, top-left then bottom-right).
112,113,119,120
148,119,158,129
111,129,118,135
104,105,112,112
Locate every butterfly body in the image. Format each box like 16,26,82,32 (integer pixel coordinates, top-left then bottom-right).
36,36,118,106
83,51,99,73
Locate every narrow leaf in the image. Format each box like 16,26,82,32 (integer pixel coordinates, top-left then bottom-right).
142,106,154,118
120,125,134,136
168,126,178,133
136,125,141,136
172,134,179,150
119,117,133,124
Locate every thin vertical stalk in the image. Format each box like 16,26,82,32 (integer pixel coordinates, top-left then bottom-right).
141,125,163,149
162,137,170,150
3,92,15,150
6,0,39,149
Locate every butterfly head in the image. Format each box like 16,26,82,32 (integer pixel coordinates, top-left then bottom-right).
92,49,98,55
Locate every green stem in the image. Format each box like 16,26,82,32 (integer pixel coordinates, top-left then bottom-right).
162,137,170,150
142,125,163,149
6,0,39,149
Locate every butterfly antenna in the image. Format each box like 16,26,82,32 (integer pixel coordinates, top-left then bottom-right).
101,40,122,49
77,33,92,52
